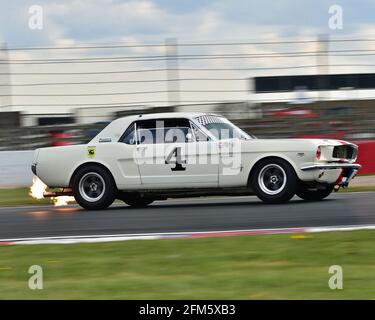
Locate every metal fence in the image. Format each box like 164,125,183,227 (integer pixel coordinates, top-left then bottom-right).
0,123,102,151
1,98,375,151
1,116,374,151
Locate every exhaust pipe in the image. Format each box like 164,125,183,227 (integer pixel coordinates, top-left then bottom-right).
43,188,73,198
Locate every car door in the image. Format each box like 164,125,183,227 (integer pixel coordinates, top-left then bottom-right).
116,122,143,187
134,118,219,188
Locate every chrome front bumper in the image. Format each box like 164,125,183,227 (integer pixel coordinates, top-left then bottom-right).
301,163,362,171
301,163,362,188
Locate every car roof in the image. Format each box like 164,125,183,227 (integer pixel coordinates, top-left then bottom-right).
117,112,212,121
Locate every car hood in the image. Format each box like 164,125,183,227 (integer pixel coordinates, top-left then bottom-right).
260,138,357,147
236,138,358,152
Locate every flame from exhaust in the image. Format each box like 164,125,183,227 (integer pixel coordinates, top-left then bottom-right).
30,177,75,207
29,176,47,200
52,196,75,207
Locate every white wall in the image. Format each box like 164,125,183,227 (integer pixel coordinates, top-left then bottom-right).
0,151,34,187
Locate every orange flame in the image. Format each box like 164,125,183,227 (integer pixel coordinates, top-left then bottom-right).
29,177,75,207
51,196,75,207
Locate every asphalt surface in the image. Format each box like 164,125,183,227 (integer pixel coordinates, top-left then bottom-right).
0,192,374,240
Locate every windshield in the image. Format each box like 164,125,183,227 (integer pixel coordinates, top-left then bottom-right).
195,115,253,140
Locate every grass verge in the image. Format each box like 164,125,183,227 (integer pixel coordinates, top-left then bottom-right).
0,188,50,206
0,230,375,299
0,186,375,207
339,186,375,192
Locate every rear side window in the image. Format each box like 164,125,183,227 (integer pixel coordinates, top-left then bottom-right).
120,123,136,144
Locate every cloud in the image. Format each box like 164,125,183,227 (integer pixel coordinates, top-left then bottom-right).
44,0,170,42
2,0,375,47
2,0,375,113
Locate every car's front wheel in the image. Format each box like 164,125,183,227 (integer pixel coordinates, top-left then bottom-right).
72,165,116,210
250,158,297,204
296,184,334,201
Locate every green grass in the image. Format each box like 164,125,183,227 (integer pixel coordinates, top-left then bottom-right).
1,230,375,299
1,185,374,207
0,188,50,206
339,186,375,192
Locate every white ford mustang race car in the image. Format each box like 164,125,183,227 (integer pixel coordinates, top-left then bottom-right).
31,112,361,210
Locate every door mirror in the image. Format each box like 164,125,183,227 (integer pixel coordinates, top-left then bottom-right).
185,132,194,142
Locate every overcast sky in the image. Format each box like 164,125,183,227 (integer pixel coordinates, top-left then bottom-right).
1,0,375,114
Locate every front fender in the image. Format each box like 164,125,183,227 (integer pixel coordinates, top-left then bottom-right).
243,151,316,184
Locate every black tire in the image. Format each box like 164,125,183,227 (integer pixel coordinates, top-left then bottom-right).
296,184,334,201
250,158,297,204
119,193,154,208
72,165,116,210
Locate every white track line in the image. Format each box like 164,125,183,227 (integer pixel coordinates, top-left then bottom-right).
1,224,375,245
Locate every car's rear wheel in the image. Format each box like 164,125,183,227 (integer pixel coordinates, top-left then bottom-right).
72,165,116,210
250,158,297,204
296,184,334,201
119,193,154,208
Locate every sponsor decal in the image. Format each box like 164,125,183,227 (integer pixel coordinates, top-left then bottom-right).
87,146,96,158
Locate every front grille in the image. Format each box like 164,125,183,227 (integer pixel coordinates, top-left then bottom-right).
333,145,357,160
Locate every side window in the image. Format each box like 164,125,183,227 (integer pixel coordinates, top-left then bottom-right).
165,127,192,143
163,118,192,143
136,118,193,144
136,120,157,144
120,119,210,144
121,123,137,145
138,128,157,144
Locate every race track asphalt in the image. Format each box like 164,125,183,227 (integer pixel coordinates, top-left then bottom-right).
0,192,374,240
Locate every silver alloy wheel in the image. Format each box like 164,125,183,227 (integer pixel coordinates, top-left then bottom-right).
258,164,287,195
78,172,106,202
